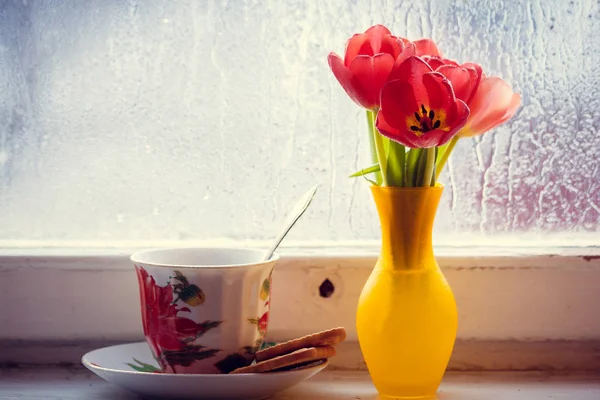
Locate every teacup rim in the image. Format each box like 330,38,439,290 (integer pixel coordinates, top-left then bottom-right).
130,246,279,269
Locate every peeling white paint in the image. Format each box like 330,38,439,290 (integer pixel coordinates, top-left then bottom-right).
1,248,599,343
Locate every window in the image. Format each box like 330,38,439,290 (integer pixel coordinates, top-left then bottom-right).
1,1,599,360
0,1,597,245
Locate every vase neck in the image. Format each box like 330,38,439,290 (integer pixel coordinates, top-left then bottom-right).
370,185,443,271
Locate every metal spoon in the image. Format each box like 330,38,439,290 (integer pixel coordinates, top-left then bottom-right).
263,184,319,261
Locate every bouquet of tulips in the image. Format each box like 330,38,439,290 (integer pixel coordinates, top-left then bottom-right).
328,25,521,187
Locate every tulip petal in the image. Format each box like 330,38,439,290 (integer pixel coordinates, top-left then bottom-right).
423,57,445,70
461,77,520,137
379,35,403,58
461,62,484,104
365,24,394,54
447,99,470,137
389,56,432,81
329,52,362,106
376,69,469,148
376,110,421,148
392,42,417,70
502,93,521,122
344,33,370,66
344,25,396,65
379,79,419,126
437,65,480,104
413,39,442,57
349,53,396,109
422,72,454,111
416,99,468,147
331,25,404,109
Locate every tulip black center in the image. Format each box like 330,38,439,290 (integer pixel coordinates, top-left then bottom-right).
411,104,441,134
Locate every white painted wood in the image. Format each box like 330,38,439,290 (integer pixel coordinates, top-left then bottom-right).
1,245,599,343
0,368,599,400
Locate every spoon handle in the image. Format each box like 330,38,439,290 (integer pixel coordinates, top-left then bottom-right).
263,184,319,261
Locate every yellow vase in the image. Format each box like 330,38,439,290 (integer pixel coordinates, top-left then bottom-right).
356,184,457,399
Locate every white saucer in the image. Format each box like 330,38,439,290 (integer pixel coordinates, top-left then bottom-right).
82,342,328,400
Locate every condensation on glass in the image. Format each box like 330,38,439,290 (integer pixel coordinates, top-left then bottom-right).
0,0,598,244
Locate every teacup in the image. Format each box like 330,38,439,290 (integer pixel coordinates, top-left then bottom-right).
130,247,278,374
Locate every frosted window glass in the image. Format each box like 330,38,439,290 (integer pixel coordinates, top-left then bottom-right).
0,0,598,244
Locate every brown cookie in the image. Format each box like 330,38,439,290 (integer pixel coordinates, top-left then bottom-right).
230,346,335,374
255,327,346,362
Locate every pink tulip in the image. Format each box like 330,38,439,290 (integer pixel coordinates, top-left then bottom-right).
459,76,521,137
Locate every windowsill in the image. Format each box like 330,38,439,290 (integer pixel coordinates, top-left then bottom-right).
1,367,599,400
2,243,600,370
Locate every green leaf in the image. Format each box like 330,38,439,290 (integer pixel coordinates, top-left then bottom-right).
260,341,278,350
362,175,378,185
436,142,449,166
435,136,460,180
196,320,224,338
349,164,381,178
126,358,161,373
161,347,221,368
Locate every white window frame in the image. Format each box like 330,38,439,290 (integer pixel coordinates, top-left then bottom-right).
1,242,599,370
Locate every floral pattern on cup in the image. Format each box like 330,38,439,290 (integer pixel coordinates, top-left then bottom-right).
126,358,163,373
212,275,273,373
123,341,281,374
135,266,223,373
250,274,272,338
248,311,269,336
170,271,206,306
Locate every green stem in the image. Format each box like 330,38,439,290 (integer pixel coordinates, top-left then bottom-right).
368,109,388,186
435,136,459,180
431,147,438,186
415,149,427,187
422,147,436,187
386,140,405,187
405,148,422,187
366,109,383,185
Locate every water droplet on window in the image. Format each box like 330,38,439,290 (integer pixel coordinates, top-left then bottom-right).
0,151,9,166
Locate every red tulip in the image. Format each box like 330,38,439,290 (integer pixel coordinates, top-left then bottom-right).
328,25,412,109
376,56,469,148
436,62,483,105
413,43,484,106
459,76,521,137
412,53,518,137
